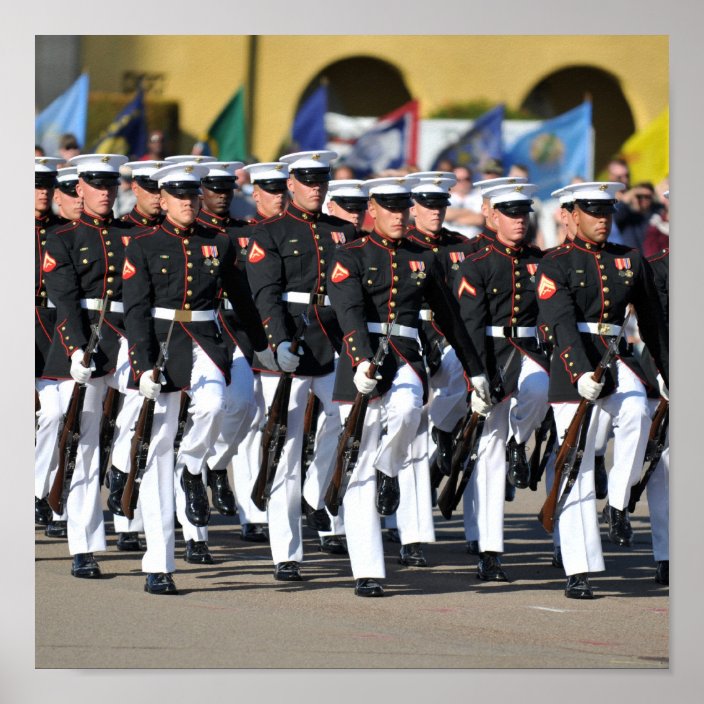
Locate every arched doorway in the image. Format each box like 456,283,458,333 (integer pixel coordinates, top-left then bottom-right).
521,66,635,175
298,56,412,117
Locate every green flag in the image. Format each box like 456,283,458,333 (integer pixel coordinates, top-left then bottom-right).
207,86,247,161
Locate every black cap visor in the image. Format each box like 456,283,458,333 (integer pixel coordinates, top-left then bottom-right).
372,193,412,211
256,179,289,193
133,176,161,192
576,199,616,216
201,176,237,192
494,200,533,216
331,196,369,212
35,175,56,188
412,193,451,208
57,181,79,196
292,167,331,184
163,182,201,196
80,172,120,187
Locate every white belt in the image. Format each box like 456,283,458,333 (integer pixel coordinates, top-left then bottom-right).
221,299,234,311
419,310,433,321
281,291,331,306
486,326,537,338
368,322,419,340
151,307,216,323
80,298,124,313
577,322,623,336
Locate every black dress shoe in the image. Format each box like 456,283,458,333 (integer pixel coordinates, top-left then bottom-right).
35,497,52,526
274,561,302,581
506,437,530,489
477,552,509,581
565,573,593,599
432,427,454,476
505,477,516,502
302,498,332,531
354,578,385,597
655,560,669,585
385,527,401,544
207,469,237,516
602,504,633,547
399,542,428,567
551,546,563,568
594,455,608,500
466,540,479,555
144,572,178,595
107,466,128,516
376,471,400,516
45,520,67,538
183,539,214,564
241,523,269,542
319,536,348,555
71,553,101,579
116,532,146,552
180,469,210,527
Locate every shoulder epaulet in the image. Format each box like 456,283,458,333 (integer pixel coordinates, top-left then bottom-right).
344,237,368,249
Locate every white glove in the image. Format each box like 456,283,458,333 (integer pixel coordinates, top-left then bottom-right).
353,360,378,395
470,374,491,403
470,390,491,416
139,372,164,400
70,349,95,384
276,340,302,373
657,374,669,401
577,372,604,402
255,347,277,371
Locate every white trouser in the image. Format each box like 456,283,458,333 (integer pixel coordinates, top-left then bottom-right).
231,372,269,525
395,408,435,545
645,398,669,562
343,364,425,579
471,355,549,553
35,378,72,520
106,342,145,533
206,346,257,471
593,405,613,456
174,344,227,542
599,362,650,510
259,369,341,564
552,402,604,576
428,346,468,433
463,478,479,542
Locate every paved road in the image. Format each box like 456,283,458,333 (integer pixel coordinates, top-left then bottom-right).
35,480,668,669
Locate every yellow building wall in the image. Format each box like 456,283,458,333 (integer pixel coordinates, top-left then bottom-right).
82,35,668,161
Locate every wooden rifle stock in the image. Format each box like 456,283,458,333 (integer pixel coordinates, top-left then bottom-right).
251,314,308,511
538,314,631,533
627,399,669,513
324,334,390,516
121,320,174,519
47,294,109,515
98,387,121,487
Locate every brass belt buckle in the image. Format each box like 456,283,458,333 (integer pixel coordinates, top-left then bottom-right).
597,322,611,335
174,309,192,323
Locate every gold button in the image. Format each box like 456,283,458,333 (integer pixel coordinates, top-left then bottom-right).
321,272,326,278
294,250,299,255
107,277,114,283
187,275,193,282
61,326,66,331
174,228,180,234
183,239,190,245
268,334,273,338
352,346,357,351
82,258,88,264
184,303,191,310
109,265,115,272
41,291,46,297
318,246,323,252
602,275,607,280
603,287,610,293
596,254,601,260
130,350,135,356
108,251,114,257
389,313,396,320
514,270,520,277
390,302,396,308
355,356,360,362
511,317,517,324
107,289,113,296
603,312,609,319
393,276,399,282
515,294,521,300
604,300,610,307
312,224,317,230
391,288,397,294
40,228,46,235
105,240,111,246
187,290,192,296
392,263,397,269
569,362,574,367
348,337,354,343
69,345,75,350
101,229,108,235
493,288,498,293
515,282,521,289
600,264,605,270
319,286,325,292
513,306,520,312
93,219,100,225
41,240,46,246
432,247,438,253
514,259,519,265
161,268,168,274
187,263,193,269
382,239,388,245
580,281,585,287
315,234,320,240
186,250,191,255
320,259,325,265
303,214,308,220
367,279,374,285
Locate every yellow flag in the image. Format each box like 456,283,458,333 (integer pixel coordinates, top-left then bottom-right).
619,106,669,184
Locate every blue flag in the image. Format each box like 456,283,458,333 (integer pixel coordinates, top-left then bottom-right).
35,73,90,157
431,104,504,171
342,101,419,178
503,101,593,200
292,84,328,151
91,87,148,158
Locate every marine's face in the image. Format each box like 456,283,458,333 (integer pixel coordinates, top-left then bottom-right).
160,190,200,227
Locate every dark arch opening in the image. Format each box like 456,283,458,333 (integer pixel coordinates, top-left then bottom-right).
521,66,635,175
298,56,412,117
